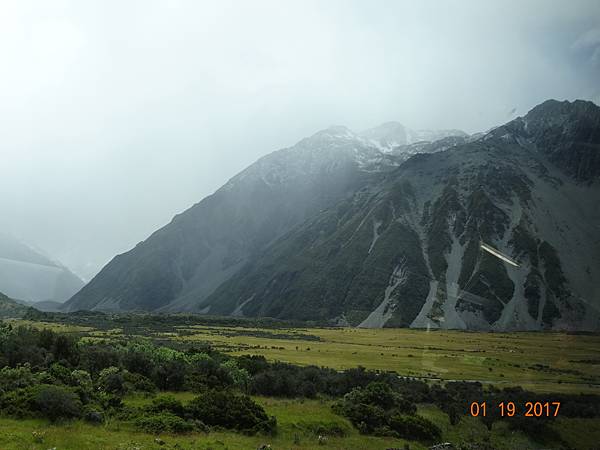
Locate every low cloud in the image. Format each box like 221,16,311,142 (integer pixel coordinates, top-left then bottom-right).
0,0,598,279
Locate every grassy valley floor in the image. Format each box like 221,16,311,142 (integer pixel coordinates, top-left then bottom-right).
2,318,599,449
13,320,599,394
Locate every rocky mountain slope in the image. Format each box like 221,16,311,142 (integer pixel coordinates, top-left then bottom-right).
0,234,84,304
199,100,600,330
64,100,600,330
64,125,464,313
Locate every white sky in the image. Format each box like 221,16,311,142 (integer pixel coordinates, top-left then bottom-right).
1,0,599,280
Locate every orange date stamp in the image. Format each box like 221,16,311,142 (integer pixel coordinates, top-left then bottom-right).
469,401,561,417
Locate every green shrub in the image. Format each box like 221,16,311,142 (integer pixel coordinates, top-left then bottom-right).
342,382,416,413
220,359,250,390
33,385,82,421
333,382,423,437
98,392,123,412
0,384,82,421
152,359,187,391
185,356,232,391
71,369,93,390
134,412,194,434
48,363,74,385
0,386,36,417
388,414,441,441
0,365,37,393
123,371,156,393
333,402,388,433
70,369,94,402
299,421,350,437
122,342,154,377
97,366,127,395
186,390,276,434
145,395,185,417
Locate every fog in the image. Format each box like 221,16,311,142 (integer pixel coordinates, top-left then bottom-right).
0,0,599,280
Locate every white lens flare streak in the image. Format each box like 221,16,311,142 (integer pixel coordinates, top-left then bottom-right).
480,242,520,267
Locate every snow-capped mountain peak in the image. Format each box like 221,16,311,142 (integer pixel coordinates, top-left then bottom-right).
360,122,468,152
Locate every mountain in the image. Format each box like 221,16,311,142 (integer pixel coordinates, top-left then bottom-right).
200,100,600,330
0,234,85,303
63,124,466,313
64,100,600,331
29,300,64,312
0,291,30,319
359,121,468,151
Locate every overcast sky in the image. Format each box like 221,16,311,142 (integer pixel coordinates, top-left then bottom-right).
1,0,599,280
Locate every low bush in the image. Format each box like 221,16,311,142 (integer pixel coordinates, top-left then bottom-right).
388,414,441,441
186,390,276,434
0,384,83,421
334,400,388,433
123,371,157,393
97,366,127,395
33,385,83,422
342,382,416,414
0,365,37,393
0,386,36,418
298,420,350,437
134,412,194,434
185,356,232,391
145,395,185,417
333,382,431,439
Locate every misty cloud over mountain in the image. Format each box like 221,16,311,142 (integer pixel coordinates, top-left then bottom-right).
1,0,599,281
0,233,84,304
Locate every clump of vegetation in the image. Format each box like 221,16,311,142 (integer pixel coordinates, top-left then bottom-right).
333,381,440,442
0,383,82,421
187,390,276,434
136,391,275,435
134,411,195,434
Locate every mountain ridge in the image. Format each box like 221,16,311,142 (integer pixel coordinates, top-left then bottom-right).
63,100,600,330
0,291,31,318
201,102,599,330
0,234,84,304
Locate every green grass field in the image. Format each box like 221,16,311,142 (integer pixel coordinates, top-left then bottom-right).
2,393,600,450
3,319,599,449
0,391,421,450
171,326,600,394
11,320,600,394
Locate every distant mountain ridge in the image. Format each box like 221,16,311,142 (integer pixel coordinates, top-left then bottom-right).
0,291,30,318
64,100,600,331
359,121,468,151
0,233,84,304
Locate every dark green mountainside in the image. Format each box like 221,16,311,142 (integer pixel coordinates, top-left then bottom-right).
0,292,30,319
64,127,417,313
201,100,600,330
64,100,600,330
